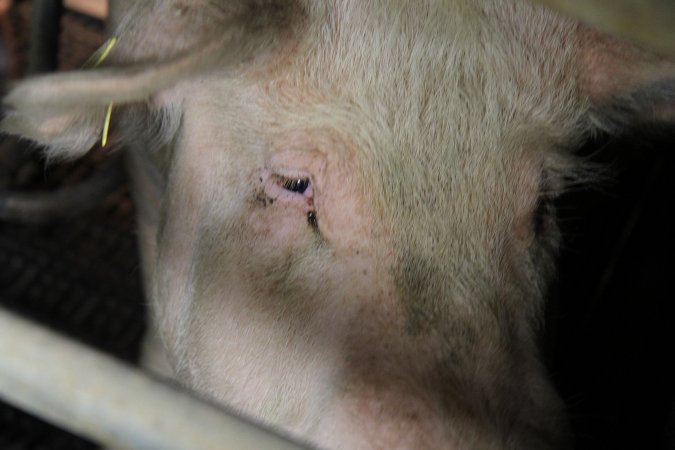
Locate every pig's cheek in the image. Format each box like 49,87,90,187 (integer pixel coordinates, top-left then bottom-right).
247,201,314,246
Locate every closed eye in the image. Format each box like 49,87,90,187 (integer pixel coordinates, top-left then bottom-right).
281,177,310,194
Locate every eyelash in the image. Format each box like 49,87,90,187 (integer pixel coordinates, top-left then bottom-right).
281,177,310,194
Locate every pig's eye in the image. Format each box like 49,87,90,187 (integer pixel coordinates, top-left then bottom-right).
281,177,310,194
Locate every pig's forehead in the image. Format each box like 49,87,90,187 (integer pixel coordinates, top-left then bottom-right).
178,0,585,223
281,1,582,141
188,2,582,199
255,1,584,253
231,1,582,182
168,0,583,155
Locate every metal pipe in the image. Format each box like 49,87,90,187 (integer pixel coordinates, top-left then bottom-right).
530,0,675,57
29,0,63,74
0,308,308,450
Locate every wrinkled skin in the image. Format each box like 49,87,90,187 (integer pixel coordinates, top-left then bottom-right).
2,0,674,449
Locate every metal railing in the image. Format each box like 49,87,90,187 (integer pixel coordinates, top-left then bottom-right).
0,308,308,450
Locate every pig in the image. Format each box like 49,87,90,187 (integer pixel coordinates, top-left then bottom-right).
2,0,674,448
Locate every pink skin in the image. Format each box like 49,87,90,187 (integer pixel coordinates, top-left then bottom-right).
155,102,409,441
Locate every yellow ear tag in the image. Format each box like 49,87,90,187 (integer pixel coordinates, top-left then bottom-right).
82,36,118,69
101,103,113,148
83,37,118,147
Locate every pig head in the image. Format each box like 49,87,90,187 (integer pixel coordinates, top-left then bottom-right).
2,0,674,448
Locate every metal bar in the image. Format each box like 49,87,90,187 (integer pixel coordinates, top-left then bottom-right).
531,0,675,57
28,0,63,74
0,308,308,450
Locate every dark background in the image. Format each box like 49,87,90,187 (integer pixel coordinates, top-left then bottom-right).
0,1,673,449
552,126,675,450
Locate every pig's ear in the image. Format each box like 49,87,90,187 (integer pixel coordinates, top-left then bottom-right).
0,39,230,160
1,88,106,160
577,26,675,131
1,0,295,160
